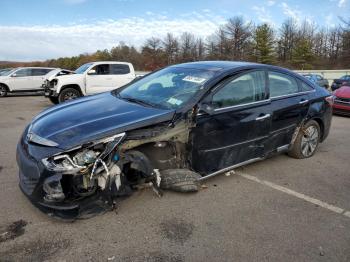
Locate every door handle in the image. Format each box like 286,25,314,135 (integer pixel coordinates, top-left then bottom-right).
299,99,309,105
255,114,271,121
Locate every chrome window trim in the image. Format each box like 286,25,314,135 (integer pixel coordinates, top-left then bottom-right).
270,89,315,100
213,99,271,112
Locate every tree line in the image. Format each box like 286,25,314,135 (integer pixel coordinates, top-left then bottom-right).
2,16,350,71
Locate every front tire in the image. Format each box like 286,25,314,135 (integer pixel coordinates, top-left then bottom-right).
288,120,321,159
58,88,81,103
0,85,8,97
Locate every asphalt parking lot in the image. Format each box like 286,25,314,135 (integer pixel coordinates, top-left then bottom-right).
0,96,349,262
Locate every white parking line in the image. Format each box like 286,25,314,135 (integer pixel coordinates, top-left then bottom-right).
237,172,350,219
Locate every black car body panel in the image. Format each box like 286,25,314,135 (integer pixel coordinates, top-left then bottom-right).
16,61,333,218
30,92,175,150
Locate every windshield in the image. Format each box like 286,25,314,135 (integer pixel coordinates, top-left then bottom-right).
0,68,15,76
116,67,216,109
75,63,93,74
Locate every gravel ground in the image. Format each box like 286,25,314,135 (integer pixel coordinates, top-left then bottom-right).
0,95,349,262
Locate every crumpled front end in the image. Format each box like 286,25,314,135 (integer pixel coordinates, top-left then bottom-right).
16,118,198,219
17,130,153,218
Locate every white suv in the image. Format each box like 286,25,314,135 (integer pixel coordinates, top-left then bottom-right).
45,61,136,104
0,67,56,97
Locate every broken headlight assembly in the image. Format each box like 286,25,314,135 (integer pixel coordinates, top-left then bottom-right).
41,133,126,202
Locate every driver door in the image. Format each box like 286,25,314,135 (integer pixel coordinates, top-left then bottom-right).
191,70,271,175
86,64,114,95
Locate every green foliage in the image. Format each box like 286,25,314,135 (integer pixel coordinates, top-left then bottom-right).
292,39,314,69
252,24,276,64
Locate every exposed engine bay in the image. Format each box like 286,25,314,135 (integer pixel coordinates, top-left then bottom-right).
38,120,201,219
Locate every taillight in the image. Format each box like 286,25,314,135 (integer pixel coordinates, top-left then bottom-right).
325,95,335,106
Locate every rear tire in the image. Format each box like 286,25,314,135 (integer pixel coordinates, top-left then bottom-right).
0,84,8,97
288,120,321,159
58,88,81,103
49,96,59,104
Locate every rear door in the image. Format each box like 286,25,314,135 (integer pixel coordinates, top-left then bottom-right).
109,64,134,88
191,70,271,174
265,70,311,153
31,68,53,90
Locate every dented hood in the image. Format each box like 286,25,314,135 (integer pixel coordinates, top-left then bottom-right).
29,92,175,150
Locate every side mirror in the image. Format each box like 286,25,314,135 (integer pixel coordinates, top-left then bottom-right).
11,73,17,77
198,103,214,115
87,69,96,75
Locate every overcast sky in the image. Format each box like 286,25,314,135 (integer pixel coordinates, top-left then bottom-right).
0,0,348,61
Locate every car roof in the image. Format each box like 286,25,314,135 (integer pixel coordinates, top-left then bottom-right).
16,67,56,70
90,61,132,65
171,61,298,76
172,61,259,71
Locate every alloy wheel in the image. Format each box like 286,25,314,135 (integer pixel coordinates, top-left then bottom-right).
301,125,319,157
64,92,78,101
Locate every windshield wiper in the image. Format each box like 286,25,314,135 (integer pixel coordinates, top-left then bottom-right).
119,96,158,108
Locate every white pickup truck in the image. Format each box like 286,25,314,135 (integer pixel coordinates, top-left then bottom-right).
45,61,136,104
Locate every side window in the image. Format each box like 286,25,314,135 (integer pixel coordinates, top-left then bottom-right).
91,64,110,75
13,68,31,77
32,68,52,76
212,71,266,108
316,75,323,80
110,64,130,75
299,80,314,91
268,71,299,98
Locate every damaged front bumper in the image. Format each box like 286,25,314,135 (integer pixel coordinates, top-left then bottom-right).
16,132,137,218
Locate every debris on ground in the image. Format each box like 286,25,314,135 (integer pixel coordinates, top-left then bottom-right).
0,219,27,243
225,170,235,176
319,246,325,256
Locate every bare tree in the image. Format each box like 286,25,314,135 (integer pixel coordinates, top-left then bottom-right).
278,18,298,63
179,32,196,62
223,16,252,60
162,33,179,65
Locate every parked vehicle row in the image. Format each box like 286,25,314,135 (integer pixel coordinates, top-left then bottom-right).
0,67,56,97
301,74,329,89
331,75,350,91
44,61,136,104
16,61,333,217
332,85,350,116
0,62,137,102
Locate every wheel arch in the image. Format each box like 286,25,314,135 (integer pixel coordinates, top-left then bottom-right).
310,117,325,141
59,84,83,95
0,82,10,91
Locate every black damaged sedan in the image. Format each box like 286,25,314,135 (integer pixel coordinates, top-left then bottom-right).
17,61,333,218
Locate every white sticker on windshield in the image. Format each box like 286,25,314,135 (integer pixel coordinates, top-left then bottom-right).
182,76,206,84
167,98,183,106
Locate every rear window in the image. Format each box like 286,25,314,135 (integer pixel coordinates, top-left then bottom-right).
299,80,314,91
110,64,130,75
268,71,299,98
